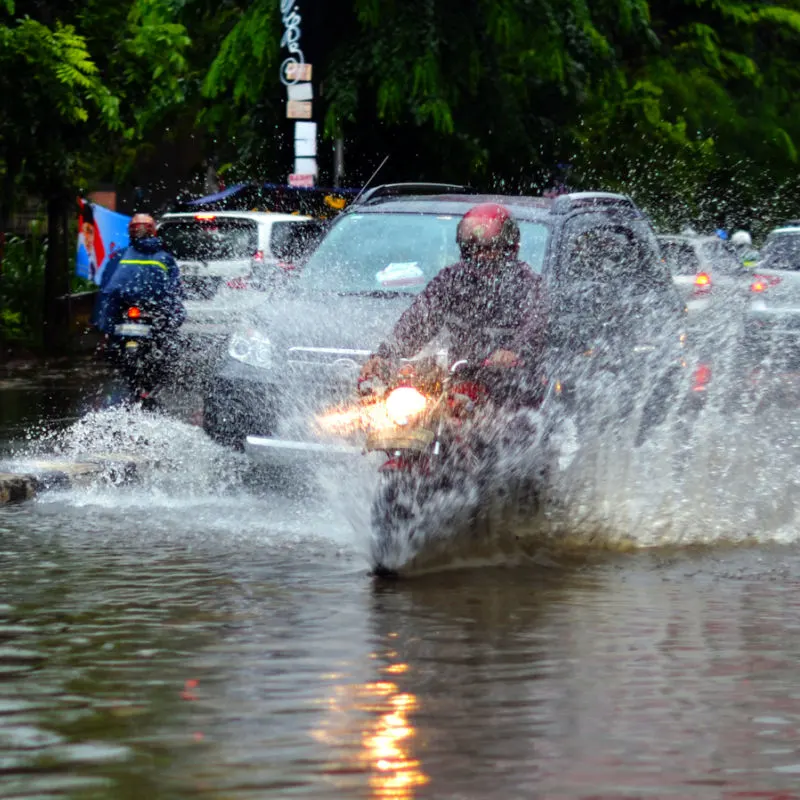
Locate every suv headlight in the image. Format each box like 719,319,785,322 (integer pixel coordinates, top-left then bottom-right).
228,328,273,369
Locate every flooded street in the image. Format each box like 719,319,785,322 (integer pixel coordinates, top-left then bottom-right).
3,364,800,798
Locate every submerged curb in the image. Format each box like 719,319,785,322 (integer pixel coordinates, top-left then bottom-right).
0,453,152,505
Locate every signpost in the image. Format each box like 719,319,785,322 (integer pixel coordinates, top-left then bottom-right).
280,1,316,185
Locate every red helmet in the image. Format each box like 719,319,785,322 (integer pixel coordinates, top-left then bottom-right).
456,203,520,262
129,213,157,240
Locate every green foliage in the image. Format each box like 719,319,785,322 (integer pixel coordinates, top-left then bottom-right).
5,0,800,235
194,0,800,230
0,231,47,345
0,0,192,216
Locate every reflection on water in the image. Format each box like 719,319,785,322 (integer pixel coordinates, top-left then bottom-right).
5,467,800,797
315,675,427,799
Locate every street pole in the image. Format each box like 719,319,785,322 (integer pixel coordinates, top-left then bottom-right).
334,138,344,187
281,0,317,188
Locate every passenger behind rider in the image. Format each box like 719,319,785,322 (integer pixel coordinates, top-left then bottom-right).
358,203,548,404
91,213,186,337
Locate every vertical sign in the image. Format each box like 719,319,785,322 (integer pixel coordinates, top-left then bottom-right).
280,0,317,186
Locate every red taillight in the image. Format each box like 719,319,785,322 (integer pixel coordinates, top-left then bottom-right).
276,260,298,272
692,272,712,296
225,277,250,289
127,306,142,319
252,250,264,262
194,213,216,221
751,274,781,293
692,363,712,392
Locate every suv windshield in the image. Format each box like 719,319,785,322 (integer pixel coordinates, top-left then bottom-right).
159,218,258,261
299,212,550,294
761,231,800,270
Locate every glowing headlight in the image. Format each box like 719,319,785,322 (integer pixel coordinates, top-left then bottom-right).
228,328,273,369
385,387,427,426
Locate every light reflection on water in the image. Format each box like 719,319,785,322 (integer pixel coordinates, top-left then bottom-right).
4,499,800,798
313,675,428,799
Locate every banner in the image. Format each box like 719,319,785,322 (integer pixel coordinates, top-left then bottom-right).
76,199,131,285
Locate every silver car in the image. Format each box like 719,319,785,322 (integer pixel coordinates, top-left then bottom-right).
657,233,752,319
745,225,800,365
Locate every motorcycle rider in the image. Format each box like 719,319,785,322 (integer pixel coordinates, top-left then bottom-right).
359,203,547,404
92,213,186,404
731,229,759,267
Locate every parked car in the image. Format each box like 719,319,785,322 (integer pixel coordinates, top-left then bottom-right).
200,184,687,456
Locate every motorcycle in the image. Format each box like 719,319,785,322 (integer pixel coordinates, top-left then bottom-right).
102,301,178,409
360,354,547,576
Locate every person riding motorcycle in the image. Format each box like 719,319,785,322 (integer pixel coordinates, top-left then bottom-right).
358,203,547,404
731,229,759,267
91,213,186,403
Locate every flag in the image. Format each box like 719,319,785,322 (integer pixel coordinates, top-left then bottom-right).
76,198,132,286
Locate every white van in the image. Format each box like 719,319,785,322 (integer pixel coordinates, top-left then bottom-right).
157,211,326,297
157,211,327,338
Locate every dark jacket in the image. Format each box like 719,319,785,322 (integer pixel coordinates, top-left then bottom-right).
92,238,185,335
375,258,547,371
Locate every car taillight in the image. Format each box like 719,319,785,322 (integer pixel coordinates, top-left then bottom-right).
692,272,712,296
194,213,216,221
252,250,264,262
127,306,142,319
751,274,781,293
692,362,712,392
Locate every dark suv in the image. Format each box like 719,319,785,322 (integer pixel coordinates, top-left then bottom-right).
201,184,685,457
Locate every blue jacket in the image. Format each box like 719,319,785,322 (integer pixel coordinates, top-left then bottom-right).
92,237,186,334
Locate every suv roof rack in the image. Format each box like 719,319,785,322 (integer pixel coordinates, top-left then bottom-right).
353,182,472,206
550,192,639,216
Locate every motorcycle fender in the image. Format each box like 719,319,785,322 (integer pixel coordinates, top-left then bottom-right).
379,454,430,474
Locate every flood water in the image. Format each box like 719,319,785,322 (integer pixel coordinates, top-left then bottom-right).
3,362,800,798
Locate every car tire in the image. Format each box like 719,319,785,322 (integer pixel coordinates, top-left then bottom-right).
202,392,246,450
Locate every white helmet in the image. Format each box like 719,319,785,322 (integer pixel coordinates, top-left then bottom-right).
731,230,752,247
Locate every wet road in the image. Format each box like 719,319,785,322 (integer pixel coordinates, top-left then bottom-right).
3,363,800,798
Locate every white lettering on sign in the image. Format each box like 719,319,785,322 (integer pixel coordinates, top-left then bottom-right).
280,0,306,86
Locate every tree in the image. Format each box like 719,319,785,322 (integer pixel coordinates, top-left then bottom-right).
0,0,190,351
196,0,800,230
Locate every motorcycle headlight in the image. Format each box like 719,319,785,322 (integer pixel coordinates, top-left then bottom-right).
385,386,427,426
228,328,273,369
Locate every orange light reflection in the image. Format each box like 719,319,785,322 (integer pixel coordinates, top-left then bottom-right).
312,675,428,799
364,682,427,798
